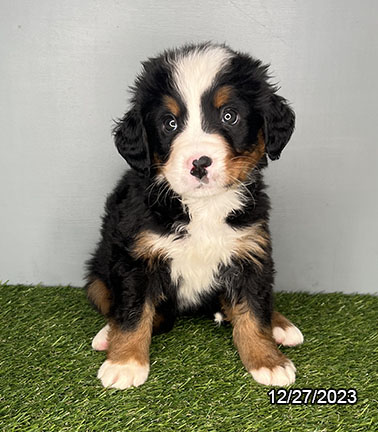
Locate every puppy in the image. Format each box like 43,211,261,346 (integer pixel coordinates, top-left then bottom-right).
86,42,303,390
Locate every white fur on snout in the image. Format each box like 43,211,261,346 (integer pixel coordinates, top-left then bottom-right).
163,132,229,197
97,360,150,389
250,361,296,386
272,325,304,347
91,324,110,351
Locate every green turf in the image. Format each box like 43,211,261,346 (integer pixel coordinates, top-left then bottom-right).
0,284,377,432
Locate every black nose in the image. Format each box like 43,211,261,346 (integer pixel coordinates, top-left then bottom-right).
193,156,212,169
190,156,212,180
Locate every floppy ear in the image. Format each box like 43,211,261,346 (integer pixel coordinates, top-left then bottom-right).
263,94,295,161
113,108,151,176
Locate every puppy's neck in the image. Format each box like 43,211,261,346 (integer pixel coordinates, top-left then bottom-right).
181,187,246,222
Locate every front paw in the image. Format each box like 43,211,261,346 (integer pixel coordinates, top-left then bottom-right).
97,360,150,389
250,360,296,386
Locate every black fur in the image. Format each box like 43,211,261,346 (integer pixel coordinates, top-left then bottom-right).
114,109,150,177
263,94,295,160
86,43,295,334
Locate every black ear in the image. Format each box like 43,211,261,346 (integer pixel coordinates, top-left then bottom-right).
263,94,295,160
113,108,151,176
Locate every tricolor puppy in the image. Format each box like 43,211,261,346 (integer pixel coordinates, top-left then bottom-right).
86,42,303,390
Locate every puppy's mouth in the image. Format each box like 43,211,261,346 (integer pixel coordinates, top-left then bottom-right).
193,176,210,189
198,176,209,185
190,169,210,187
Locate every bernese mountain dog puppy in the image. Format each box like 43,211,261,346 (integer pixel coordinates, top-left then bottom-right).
86,42,304,390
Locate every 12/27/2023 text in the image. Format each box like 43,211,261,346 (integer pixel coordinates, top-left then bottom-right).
268,388,358,405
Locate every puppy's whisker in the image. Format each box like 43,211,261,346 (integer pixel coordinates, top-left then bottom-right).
150,162,165,169
230,155,255,161
228,175,256,208
152,182,170,207
146,177,167,207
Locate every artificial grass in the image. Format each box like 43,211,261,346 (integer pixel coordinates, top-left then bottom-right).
0,284,377,432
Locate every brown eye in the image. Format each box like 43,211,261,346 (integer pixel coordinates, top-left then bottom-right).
221,107,239,125
163,115,178,132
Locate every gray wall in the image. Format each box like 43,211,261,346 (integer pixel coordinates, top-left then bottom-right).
1,0,377,293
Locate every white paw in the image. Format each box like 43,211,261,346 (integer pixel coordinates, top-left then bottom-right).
272,325,304,347
250,361,296,386
91,324,110,351
97,360,149,389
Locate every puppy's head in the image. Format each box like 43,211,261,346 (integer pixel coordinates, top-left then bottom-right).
114,43,295,197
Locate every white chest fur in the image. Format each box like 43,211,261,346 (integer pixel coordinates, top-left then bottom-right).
134,188,267,308
172,189,245,307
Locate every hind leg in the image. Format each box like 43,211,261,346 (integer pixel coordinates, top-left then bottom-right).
92,323,110,351
271,311,304,347
152,299,176,335
87,278,112,351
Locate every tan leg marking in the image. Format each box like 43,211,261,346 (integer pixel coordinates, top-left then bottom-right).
97,302,154,389
152,312,165,332
92,305,167,351
87,279,111,315
272,311,304,347
225,302,296,386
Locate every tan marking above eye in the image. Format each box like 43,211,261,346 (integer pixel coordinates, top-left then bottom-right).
163,95,180,117
213,85,232,108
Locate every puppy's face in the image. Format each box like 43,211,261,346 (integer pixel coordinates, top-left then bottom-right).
114,43,295,198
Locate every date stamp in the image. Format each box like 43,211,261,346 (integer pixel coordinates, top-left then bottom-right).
267,388,358,405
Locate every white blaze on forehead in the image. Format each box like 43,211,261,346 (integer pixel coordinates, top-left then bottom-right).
162,46,233,197
173,46,232,130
